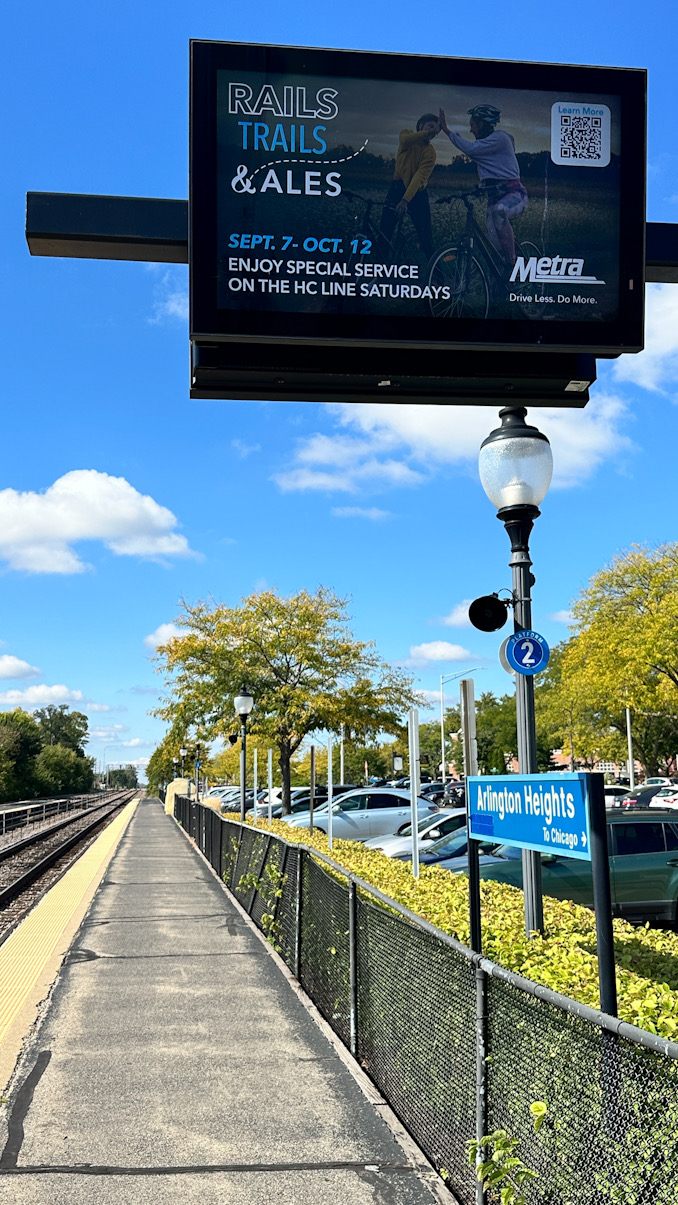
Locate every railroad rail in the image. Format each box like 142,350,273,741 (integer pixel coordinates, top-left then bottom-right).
0,789,122,837
0,790,136,915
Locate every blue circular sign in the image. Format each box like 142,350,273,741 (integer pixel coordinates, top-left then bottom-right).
506,630,550,676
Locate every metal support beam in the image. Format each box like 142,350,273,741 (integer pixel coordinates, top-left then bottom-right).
25,192,188,263
25,191,678,283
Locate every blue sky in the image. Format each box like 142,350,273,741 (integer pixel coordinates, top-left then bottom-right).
2,1,678,776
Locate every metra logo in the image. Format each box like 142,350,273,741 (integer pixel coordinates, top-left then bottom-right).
510,256,606,285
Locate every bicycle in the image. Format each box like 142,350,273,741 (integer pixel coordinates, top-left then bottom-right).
428,189,542,320
342,190,428,274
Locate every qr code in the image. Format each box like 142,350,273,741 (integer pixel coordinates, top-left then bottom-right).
558,114,602,160
551,103,610,167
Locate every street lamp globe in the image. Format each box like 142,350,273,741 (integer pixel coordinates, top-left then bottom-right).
234,687,254,718
478,407,553,512
180,747,187,759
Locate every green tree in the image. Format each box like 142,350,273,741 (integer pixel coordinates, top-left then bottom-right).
536,547,678,776
451,692,554,775
154,588,420,812
35,745,95,794
34,705,89,755
107,765,138,789
0,710,43,802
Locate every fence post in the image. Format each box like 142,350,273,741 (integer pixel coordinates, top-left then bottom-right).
294,847,304,981
348,879,358,1057
475,962,488,1205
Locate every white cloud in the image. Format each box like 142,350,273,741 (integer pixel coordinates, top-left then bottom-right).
331,506,391,520
0,470,196,574
144,622,182,651
549,609,574,624
121,737,149,748
0,684,84,707
441,601,473,628
91,725,129,741
0,655,39,679
408,641,473,664
274,390,631,499
148,267,189,324
613,283,678,392
87,703,112,712
232,439,261,458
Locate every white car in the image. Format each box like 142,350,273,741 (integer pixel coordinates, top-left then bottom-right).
644,777,674,787
649,787,678,810
363,807,466,857
286,787,439,842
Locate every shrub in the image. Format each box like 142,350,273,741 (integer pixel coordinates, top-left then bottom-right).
223,811,678,1041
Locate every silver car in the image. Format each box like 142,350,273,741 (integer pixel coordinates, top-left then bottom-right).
286,787,439,841
363,807,466,857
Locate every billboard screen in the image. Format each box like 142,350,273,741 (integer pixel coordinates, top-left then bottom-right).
190,41,646,355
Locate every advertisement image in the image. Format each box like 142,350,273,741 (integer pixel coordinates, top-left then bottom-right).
217,70,622,327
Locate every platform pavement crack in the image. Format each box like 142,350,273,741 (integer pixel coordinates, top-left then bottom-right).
0,1050,51,1169
0,1158,415,1177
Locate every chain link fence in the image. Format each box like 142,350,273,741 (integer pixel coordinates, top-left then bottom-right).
176,798,678,1205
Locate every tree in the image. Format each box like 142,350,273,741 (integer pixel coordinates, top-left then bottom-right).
34,705,89,755
107,765,138,789
450,691,554,775
35,745,95,794
0,710,43,802
537,546,678,776
154,588,420,812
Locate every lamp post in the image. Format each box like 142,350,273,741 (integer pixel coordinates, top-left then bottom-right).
234,686,254,822
479,406,553,938
440,668,481,785
180,746,187,778
172,756,179,780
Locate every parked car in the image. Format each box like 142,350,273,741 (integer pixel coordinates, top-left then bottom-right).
612,785,664,809
604,785,631,805
644,777,674,787
473,809,678,925
393,827,498,866
364,807,466,857
286,787,439,841
649,787,678,810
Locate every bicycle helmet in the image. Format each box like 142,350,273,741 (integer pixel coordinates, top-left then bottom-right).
467,104,501,126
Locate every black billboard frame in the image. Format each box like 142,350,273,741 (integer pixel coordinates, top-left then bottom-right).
190,39,647,358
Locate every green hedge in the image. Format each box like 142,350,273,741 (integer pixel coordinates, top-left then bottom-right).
226,812,678,1041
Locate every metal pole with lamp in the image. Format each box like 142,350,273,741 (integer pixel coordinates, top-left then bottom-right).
234,687,254,823
172,756,179,780
478,407,553,938
180,746,187,779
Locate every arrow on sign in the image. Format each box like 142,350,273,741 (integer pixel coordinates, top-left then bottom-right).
581,831,587,848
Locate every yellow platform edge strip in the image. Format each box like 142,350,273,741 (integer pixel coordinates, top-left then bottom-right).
0,799,138,1044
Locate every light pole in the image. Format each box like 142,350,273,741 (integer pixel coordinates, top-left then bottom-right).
180,746,187,778
234,686,254,822
172,756,179,780
440,668,481,784
479,406,553,938
625,707,636,790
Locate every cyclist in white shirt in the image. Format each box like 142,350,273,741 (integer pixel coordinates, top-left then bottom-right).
439,104,528,264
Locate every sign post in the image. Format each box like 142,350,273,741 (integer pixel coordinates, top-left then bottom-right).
468,771,617,1015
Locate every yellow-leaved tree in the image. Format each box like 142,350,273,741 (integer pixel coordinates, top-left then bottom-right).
153,587,420,812
536,545,678,776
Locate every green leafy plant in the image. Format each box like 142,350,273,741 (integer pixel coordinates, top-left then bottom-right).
468,1129,538,1204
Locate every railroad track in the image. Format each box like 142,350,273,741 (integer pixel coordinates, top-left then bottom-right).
0,790,136,942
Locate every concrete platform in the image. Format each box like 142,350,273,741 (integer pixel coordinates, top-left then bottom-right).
0,799,443,1204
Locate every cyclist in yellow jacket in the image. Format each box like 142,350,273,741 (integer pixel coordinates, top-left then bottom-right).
379,114,441,260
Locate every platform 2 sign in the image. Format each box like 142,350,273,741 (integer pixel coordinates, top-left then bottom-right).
468,772,592,861
190,40,646,355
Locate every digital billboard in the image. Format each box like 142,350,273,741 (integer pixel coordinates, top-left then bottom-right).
190,42,646,356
